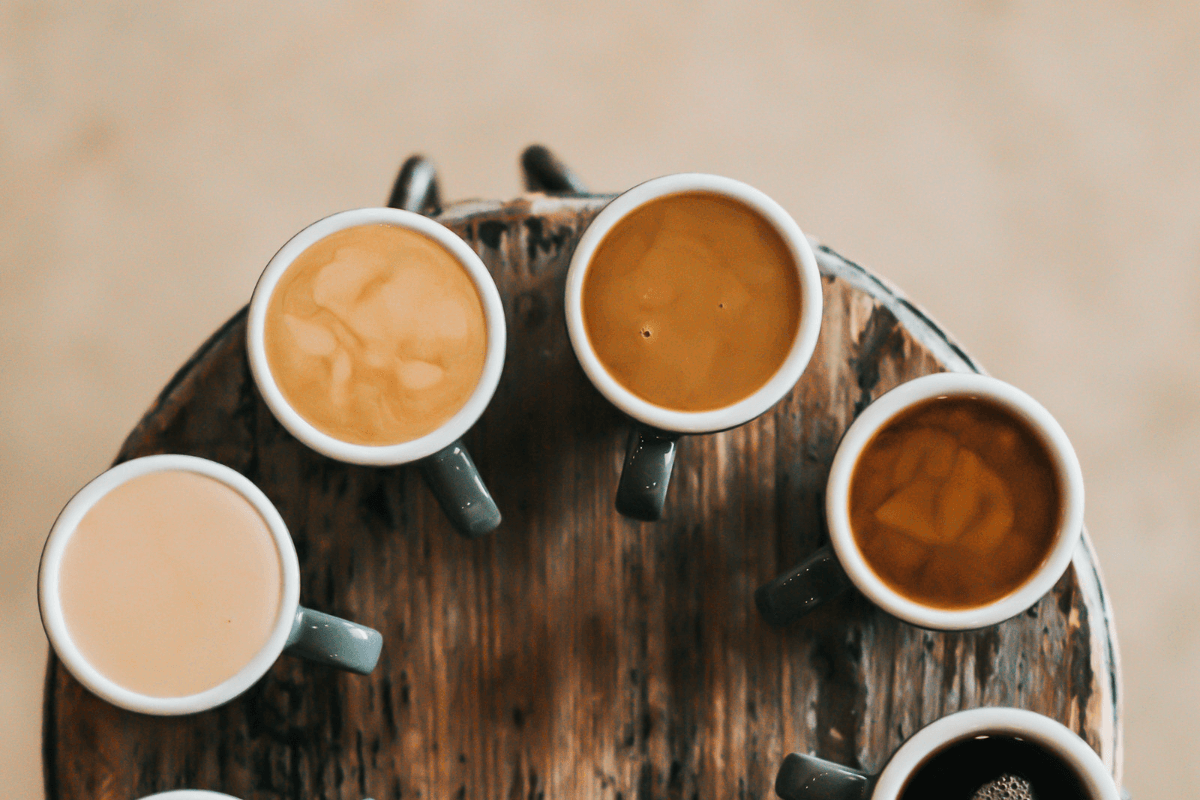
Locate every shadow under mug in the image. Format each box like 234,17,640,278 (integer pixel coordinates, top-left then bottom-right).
247,207,507,538
774,707,1119,800
39,454,383,716
564,174,824,521
755,372,1085,631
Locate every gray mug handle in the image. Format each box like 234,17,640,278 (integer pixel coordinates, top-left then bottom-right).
285,607,383,675
416,438,502,538
615,424,681,521
387,160,501,539
755,545,854,627
775,753,873,800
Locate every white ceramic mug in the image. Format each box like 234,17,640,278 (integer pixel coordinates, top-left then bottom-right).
140,792,373,800
756,372,1085,630
565,173,824,521
774,707,1119,799
247,207,507,538
39,454,383,716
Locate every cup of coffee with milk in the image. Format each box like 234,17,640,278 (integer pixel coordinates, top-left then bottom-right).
247,208,507,538
566,174,824,521
39,454,382,715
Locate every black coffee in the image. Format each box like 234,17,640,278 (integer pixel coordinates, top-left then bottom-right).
900,734,1089,800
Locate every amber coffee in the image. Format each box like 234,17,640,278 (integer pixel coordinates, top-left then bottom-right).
566,174,823,521
757,373,1084,630
264,222,488,446
580,191,801,411
827,373,1084,629
849,395,1062,610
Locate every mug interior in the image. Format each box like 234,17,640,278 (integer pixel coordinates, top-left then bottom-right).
246,207,507,466
826,372,1086,630
564,173,823,434
872,707,1118,800
38,454,301,715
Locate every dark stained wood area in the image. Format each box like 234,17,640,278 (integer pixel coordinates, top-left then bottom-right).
44,192,1122,800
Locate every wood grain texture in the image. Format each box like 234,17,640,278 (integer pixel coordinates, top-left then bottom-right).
44,194,1122,800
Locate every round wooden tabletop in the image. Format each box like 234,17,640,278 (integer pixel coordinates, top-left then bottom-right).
43,153,1123,800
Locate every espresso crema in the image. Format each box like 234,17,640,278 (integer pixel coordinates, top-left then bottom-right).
581,192,801,412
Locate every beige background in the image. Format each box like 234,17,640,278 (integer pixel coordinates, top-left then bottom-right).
3,2,1198,797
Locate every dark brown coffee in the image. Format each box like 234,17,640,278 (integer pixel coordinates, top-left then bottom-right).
580,191,801,412
900,733,1089,800
849,395,1062,610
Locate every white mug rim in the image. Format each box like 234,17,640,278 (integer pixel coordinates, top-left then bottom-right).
246,207,507,465
826,372,1086,630
564,173,824,434
138,792,243,800
38,454,301,716
872,707,1118,799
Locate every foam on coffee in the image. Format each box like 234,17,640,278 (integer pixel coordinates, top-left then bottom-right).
900,733,1088,799
264,223,487,446
57,469,282,698
849,395,1062,610
581,191,801,412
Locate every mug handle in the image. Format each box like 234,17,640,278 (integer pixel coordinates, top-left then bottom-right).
385,161,501,539
755,545,854,627
417,438,502,538
615,424,681,521
285,607,383,675
775,753,873,800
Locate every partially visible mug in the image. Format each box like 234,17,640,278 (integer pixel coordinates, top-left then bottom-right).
140,793,374,800
773,707,1119,800
565,174,823,521
756,372,1085,631
247,207,507,538
39,454,383,716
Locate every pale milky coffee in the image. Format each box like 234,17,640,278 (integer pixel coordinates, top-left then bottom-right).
57,469,282,698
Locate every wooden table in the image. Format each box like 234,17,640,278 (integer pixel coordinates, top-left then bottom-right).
43,149,1123,800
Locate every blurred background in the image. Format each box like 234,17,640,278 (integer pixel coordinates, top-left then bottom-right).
2,2,1198,797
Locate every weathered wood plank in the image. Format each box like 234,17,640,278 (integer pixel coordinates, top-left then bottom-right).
44,194,1121,800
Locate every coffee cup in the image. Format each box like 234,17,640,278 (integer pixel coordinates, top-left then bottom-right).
247,207,507,538
140,793,374,800
39,454,383,716
774,707,1119,799
565,174,824,521
755,372,1085,630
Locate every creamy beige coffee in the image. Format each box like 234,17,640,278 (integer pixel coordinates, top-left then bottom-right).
264,223,488,446
57,469,282,698
849,396,1062,610
581,191,801,412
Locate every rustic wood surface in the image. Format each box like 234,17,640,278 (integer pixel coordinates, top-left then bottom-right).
43,191,1123,800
